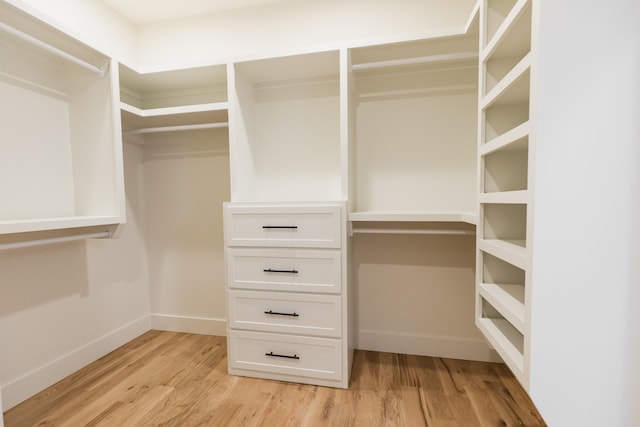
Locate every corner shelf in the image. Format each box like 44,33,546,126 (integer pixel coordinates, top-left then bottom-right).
120,101,228,135
119,62,228,136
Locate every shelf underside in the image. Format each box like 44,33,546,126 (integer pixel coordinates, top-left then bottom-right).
349,211,477,224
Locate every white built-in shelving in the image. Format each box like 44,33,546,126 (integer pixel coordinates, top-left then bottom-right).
118,63,228,140
348,24,479,226
0,1,124,237
228,50,342,202
476,0,535,388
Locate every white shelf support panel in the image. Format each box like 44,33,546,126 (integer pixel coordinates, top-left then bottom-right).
0,231,111,251
0,22,103,75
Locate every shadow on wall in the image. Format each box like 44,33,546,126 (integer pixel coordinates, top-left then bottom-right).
0,240,90,317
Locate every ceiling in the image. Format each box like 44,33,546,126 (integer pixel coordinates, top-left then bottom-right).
102,0,290,24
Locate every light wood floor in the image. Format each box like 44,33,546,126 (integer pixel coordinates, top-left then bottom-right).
4,330,546,426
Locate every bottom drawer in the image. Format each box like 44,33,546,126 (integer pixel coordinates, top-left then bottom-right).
228,330,342,381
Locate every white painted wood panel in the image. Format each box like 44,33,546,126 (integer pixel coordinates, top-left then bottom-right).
227,248,342,294
228,290,342,337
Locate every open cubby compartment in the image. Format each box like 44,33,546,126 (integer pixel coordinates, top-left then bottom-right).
484,0,519,47
482,203,527,244
482,67,530,144
0,2,124,234
484,0,531,54
483,8,531,95
478,297,524,375
350,36,479,215
479,251,525,329
482,137,528,193
229,50,342,202
483,2,531,94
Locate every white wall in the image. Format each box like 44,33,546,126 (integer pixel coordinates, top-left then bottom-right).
139,130,230,335
136,0,477,68
0,144,151,410
530,0,640,425
8,0,137,63
354,234,496,361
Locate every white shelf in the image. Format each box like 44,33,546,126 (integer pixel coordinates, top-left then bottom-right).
119,62,227,109
479,190,528,204
481,66,530,109
481,121,530,154
477,317,524,377
352,51,478,72
481,53,531,109
482,0,531,61
348,211,477,224
120,101,229,133
478,239,526,269
121,101,228,118
0,215,122,235
478,282,525,332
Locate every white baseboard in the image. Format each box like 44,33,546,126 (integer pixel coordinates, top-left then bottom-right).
2,315,151,411
150,314,227,336
356,329,502,363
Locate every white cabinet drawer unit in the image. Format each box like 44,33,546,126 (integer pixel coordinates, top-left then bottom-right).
223,202,351,388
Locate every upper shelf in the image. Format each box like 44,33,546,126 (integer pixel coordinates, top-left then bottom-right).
119,63,229,134
120,101,228,134
482,0,531,61
351,34,479,100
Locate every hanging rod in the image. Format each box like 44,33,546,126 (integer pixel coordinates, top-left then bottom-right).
351,228,475,236
125,122,229,135
352,51,478,72
0,231,111,251
0,22,104,76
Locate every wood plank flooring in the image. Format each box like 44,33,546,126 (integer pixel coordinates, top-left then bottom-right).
3,330,546,426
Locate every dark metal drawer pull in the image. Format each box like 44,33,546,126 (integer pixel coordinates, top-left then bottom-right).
262,225,298,229
265,351,300,360
263,268,299,274
264,310,299,317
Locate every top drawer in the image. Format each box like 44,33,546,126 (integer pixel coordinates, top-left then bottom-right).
224,204,343,248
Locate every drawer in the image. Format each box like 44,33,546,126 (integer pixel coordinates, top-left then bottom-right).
226,248,342,294
224,204,342,248
228,290,342,337
228,330,342,381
